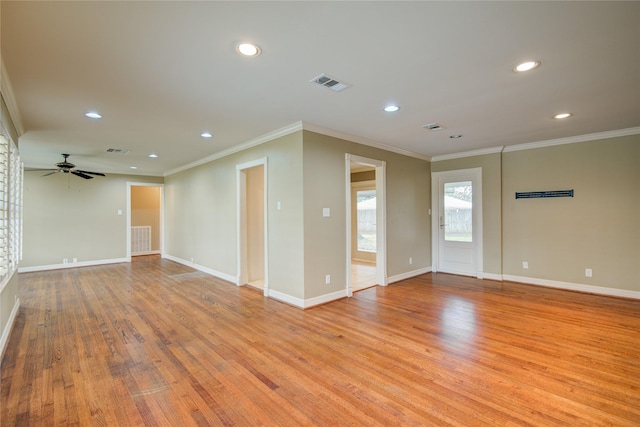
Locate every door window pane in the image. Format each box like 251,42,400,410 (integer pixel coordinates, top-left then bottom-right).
356,189,376,252
444,181,472,242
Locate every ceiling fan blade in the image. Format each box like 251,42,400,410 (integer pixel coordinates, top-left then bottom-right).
71,171,94,179
41,170,60,177
76,169,106,177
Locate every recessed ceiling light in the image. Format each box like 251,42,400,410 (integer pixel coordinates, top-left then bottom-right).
514,61,541,72
200,132,213,138
148,154,158,158
85,111,102,119
384,105,400,113
130,166,138,170
553,113,573,119
449,134,463,139
237,43,261,57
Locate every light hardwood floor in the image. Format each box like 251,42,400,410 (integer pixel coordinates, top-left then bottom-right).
2,255,639,426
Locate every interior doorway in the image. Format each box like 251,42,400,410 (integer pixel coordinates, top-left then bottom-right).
237,158,268,296
126,182,163,261
345,154,387,296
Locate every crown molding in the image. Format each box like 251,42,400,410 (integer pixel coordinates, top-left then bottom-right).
502,127,640,153
431,146,505,162
301,121,432,162
164,122,304,177
0,55,24,136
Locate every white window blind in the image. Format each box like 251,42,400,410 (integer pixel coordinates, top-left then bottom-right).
0,131,22,289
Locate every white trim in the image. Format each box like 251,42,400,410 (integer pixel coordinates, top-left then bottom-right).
0,297,20,359
346,154,387,298
503,275,640,300
429,127,640,162
268,289,347,309
267,289,305,308
431,168,483,278
127,182,164,263
431,146,504,162
387,267,432,284
305,122,431,161
165,122,302,176
0,57,24,135
18,257,128,273
163,254,238,285
482,272,503,281
502,127,640,153
236,158,269,296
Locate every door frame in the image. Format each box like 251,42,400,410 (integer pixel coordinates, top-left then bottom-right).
126,182,164,262
237,158,269,296
345,154,387,297
431,168,483,278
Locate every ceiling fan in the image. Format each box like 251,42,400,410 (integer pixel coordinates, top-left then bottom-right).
36,154,106,179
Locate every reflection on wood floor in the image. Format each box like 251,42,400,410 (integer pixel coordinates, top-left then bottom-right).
4,256,639,425
351,260,376,292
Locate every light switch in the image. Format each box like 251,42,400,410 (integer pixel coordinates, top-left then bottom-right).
323,208,330,217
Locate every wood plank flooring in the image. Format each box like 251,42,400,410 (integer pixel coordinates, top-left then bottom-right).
2,255,639,426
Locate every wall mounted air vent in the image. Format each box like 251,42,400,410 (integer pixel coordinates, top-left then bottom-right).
423,123,445,131
106,148,130,154
310,73,352,92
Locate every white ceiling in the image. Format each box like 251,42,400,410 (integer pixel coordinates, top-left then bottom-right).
2,1,639,176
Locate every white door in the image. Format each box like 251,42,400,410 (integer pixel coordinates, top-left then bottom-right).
432,169,482,277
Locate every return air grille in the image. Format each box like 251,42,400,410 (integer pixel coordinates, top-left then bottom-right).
106,148,130,154
310,73,352,92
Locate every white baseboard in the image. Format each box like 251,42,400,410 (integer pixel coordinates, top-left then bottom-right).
482,272,503,281
388,267,432,284
163,254,238,285
267,288,347,309
503,274,640,300
267,289,305,308
18,258,128,273
0,297,20,359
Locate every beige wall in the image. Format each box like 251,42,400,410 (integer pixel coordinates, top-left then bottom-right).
131,185,161,251
22,173,163,267
164,131,305,298
302,131,431,299
431,153,503,276
502,135,640,291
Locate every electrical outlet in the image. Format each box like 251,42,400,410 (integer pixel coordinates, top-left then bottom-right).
325,274,331,285
63,258,68,264
585,268,593,278
409,257,413,265
522,261,528,269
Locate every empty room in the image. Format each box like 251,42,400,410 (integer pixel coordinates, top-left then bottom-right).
1,1,638,425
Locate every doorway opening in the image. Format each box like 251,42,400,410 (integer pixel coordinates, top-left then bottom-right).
431,168,483,277
237,158,268,296
346,154,387,296
126,182,163,262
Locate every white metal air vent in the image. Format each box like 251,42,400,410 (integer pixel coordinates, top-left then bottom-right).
423,123,445,131
310,74,352,92
106,148,130,154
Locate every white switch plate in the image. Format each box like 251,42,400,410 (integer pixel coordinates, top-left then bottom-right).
522,261,528,269
323,208,330,217
277,201,282,210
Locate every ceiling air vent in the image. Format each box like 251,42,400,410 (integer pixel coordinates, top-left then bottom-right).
310,73,352,92
106,148,130,154
423,123,445,131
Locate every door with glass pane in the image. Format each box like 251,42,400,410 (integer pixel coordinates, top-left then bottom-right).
434,169,482,276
